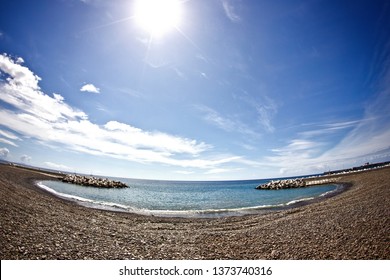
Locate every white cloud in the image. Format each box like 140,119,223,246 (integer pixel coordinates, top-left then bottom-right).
174,170,195,175
205,168,231,174
104,120,142,133
44,161,72,170
20,154,31,163
0,147,9,158
80,83,100,93
0,54,242,171
221,0,241,22
16,57,24,64
0,55,87,123
0,53,41,90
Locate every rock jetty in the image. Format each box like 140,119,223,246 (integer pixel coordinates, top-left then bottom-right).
61,174,127,188
256,178,306,190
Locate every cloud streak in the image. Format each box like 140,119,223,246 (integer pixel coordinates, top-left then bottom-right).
44,161,72,170
221,0,241,22
196,104,260,137
237,92,278,133
0,138,18,147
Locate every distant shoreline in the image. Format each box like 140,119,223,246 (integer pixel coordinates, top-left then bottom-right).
1,163,389,259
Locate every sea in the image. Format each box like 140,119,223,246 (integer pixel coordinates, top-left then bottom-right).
37,176,340,218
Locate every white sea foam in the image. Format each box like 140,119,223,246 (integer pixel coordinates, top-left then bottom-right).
36,181,132,212
37,182,93,203
285,185,340,206
285,196,315,205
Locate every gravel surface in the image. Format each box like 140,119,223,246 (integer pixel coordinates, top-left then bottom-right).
1,164,389,259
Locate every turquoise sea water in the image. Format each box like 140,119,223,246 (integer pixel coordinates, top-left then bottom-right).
38,177,339,217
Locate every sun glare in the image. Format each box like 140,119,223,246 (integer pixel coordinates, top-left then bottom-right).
134,0,182,37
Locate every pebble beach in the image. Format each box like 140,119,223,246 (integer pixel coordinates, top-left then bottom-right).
0,164,389,259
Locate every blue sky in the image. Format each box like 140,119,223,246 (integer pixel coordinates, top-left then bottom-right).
1,0,389,180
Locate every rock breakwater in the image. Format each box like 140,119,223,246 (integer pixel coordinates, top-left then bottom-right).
256,177,338,190
256,179,306,190
61,174,127,188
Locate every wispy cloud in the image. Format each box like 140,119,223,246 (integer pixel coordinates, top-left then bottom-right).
271,139,323,154
204,167,242,175
196,104,260,137
298,119,368,138
79,0,107,6
237,92,278,133
221,0,241,23
80,83,100,93
44,161,72,170
0,129,19,139
255,103,276,133
0,138,18,147
266,138,325,174
265,97,390,175
171,67,187,80
0,54,246,171
174,170,195,175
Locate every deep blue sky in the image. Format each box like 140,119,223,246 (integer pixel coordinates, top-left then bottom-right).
1,0,389,180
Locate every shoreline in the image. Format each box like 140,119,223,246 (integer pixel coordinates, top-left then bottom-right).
35,179,346,218
1,164,389,259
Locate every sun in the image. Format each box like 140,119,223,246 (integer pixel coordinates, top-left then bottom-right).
134,0,182,37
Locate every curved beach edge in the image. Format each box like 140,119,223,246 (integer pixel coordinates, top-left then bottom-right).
1,163,389,259
35,179,345,218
